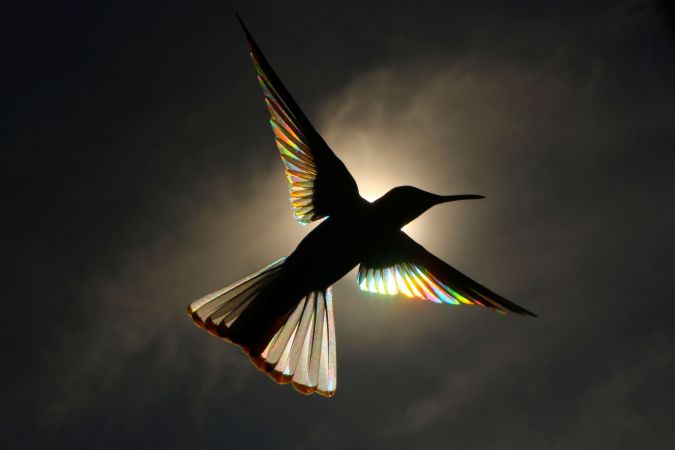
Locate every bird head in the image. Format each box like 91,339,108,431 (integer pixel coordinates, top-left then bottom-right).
376,186,484,229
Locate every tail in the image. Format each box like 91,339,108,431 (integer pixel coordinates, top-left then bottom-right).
188,257,286,343
187,258,337,397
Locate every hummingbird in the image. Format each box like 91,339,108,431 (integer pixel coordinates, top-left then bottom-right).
187,14,536,398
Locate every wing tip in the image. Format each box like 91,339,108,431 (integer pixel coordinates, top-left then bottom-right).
234,11,254,45
524,309,538,318
234,10,244,27
505,304,538,318
497,301,538,318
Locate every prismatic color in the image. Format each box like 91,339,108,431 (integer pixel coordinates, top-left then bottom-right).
252,52,320,224
356,263,494,308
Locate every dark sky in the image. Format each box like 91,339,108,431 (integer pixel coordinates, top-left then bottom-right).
4,1,675,449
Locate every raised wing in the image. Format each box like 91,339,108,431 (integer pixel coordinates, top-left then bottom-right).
357,231,537,316
237,14,361,224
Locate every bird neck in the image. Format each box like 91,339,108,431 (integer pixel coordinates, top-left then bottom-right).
368,196,430,231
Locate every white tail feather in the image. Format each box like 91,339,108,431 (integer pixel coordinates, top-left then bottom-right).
187,258,337,397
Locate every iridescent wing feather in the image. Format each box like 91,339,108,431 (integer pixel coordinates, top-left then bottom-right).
237,14,361,224
357,231,536,316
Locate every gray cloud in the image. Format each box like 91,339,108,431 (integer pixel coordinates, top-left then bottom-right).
4,1,675,449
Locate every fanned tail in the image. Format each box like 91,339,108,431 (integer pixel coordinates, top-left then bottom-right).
187,257,286,343
186,258,337,397
253,288,337,397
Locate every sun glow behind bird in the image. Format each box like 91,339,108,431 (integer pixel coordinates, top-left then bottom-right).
314,67,494,249
188,15,536,399
320,120,460,244
351,170,427,236
231,62,500,308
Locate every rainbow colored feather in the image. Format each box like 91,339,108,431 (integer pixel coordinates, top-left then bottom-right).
250,51,321,224
357,263,476,305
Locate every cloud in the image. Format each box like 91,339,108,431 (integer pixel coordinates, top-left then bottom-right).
7,3,675,448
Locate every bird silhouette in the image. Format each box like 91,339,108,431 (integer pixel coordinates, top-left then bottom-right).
187,14,536,397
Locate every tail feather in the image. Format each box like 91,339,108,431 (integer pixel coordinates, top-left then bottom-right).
256,289,336,397
188,257,285,340
187,258,337,397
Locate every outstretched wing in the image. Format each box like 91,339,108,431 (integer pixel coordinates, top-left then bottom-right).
357,231,536,316
237,14,361,224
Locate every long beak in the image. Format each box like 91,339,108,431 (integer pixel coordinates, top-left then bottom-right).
438,194,485,203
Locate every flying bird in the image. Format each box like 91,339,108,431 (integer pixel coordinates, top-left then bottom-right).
187,14,536,398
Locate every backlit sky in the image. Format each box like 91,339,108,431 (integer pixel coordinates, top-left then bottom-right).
4,1,675,448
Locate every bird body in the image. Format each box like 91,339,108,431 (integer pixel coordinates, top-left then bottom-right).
187,15,536,397
287,188,487,288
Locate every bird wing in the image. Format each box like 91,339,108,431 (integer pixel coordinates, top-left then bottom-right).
237,14,361,224
357,231,536,316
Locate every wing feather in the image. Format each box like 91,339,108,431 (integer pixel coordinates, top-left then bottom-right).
357,232,536,316
236,14,361,224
